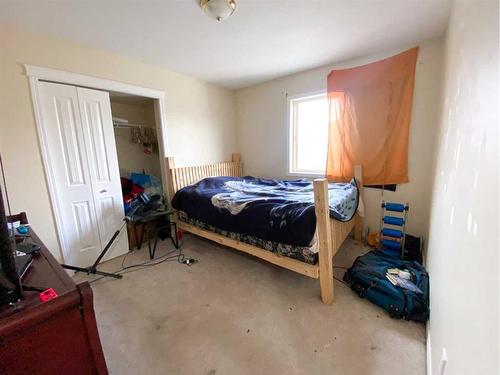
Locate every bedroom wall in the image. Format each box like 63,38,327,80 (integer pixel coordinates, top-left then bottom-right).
0,27,236,261
235,39,444,240
426,1,499,374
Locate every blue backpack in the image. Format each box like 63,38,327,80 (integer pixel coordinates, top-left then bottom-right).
343,250,429,322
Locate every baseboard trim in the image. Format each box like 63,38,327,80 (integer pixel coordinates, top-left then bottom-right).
426,323,432,375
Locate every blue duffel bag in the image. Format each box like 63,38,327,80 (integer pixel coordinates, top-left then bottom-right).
343,250,429,322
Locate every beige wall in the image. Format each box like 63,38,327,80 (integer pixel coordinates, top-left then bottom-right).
110,99,162,179
0,27,236,260
235,39,444,239
426,1,499,374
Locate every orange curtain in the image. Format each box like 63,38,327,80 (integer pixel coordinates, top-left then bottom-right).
325,47,419,185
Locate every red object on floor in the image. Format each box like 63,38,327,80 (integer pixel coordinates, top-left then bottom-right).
39,288,58,302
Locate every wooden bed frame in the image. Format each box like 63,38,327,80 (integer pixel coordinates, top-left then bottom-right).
166,153,363,304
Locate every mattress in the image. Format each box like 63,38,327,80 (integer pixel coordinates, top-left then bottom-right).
177,212,319,264
171,176,359,256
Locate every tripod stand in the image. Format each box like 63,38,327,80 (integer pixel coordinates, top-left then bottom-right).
61,220,127,279
62,192,161,280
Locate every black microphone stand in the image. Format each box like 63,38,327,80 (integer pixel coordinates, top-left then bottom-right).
61,194,151,280
61,220,128,279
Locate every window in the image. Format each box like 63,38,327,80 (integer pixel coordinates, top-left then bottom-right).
288,92,329,175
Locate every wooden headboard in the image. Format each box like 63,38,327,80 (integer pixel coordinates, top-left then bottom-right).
166,153,243,197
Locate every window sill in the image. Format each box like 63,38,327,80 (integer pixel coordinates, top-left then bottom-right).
287,171,326,179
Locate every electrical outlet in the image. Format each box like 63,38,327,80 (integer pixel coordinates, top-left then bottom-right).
439,348,448,375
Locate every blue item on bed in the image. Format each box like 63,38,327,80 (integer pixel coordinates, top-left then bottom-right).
171,176,359,247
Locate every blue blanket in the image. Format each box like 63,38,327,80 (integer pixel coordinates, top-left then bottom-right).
171,176,359,247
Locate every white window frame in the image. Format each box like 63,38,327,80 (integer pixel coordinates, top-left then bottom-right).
287,90,328,177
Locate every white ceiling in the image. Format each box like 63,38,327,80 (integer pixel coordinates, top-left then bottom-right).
1,0,452,89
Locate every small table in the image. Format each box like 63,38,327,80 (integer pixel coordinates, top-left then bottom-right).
127,209,178,259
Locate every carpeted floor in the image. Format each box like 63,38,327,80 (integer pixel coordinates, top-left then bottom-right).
76,234,426,375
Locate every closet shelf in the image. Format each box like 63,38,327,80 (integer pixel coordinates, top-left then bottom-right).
113,121,146,129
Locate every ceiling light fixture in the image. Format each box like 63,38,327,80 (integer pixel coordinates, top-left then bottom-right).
200,0,236,22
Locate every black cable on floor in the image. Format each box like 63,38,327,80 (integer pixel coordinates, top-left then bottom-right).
333,265,351,287
87,238,351,287
333,275,350,287
121,248,185,271
88,241,193,284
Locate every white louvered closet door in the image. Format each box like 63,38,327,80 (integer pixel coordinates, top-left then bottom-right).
38,82,128,266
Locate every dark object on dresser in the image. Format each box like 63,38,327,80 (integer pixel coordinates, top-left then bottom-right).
0,213,108,375
0,186,21,306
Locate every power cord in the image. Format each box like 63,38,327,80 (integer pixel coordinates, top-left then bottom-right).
87,239,349,287
333,275,350,287
333,265,351,287
88,242,197,284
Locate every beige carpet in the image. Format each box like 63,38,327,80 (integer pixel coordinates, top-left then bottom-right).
77,235,426,375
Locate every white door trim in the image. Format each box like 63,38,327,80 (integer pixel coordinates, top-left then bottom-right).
25,64,170,262
25,64,165,99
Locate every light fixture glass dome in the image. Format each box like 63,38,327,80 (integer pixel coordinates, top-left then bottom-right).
200,0,236,22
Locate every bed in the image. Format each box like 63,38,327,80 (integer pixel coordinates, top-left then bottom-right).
166,153,363,304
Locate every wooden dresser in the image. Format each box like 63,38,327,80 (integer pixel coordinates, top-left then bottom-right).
0,213,108,374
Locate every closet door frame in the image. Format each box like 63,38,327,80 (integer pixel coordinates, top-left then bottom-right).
25,64,169,263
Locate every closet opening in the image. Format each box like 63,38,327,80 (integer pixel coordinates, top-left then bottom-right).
26,64,170,264
109,92,168,251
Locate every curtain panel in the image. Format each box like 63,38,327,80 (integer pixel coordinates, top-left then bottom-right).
325,47,419,185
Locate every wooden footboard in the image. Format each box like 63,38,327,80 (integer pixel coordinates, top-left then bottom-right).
314,166,363,304
166,153,363,305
